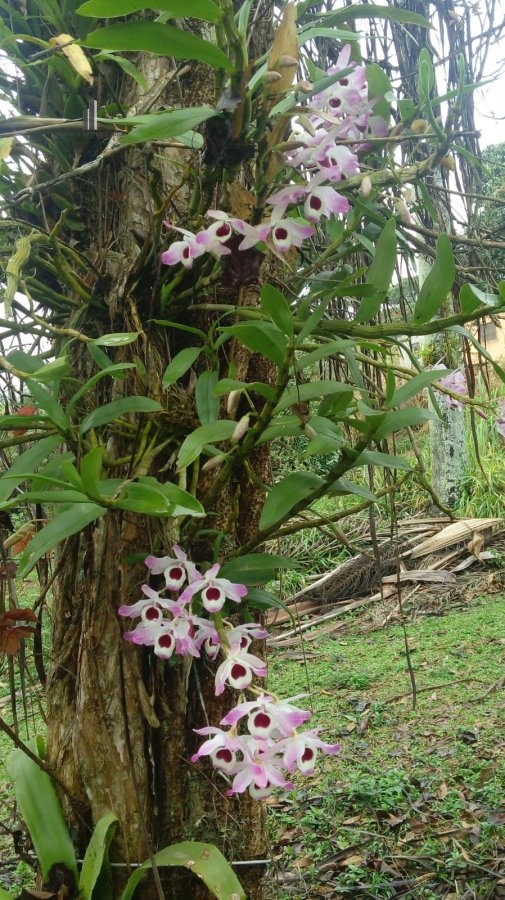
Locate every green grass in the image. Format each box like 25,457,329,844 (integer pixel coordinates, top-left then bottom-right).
266,592,505,898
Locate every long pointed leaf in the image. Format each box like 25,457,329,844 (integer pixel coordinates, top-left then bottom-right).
6,744,78,883
177,421,237,470
79,397,162,434
119,841,245,900
414,234,455,323
83,22,232,70
386,369,448,408
18,503,106,577
77,0,221,21
259,472,323,531
0,435,62,502
79,813,118,900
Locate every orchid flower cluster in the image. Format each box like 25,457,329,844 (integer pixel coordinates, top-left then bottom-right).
119,546,339,799
434,368,505,440
161,45,387,270
436,368,469,411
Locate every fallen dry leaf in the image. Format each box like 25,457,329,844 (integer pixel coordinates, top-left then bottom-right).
0,607,37,655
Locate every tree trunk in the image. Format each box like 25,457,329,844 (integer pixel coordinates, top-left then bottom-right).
45,16,273,899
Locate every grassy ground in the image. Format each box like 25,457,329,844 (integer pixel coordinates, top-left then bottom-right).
266,588,505,899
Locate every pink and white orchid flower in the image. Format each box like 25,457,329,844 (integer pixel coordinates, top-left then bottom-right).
221,695,311,739
228,738,294,798
214,644,267,695
283,728,340,775
179,563,247,612
304,185,350,222
266,184,308,219
270,217,314,253
118,584,186,619
161,225,207,269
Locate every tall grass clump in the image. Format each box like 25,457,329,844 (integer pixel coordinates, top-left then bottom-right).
458,389,505,518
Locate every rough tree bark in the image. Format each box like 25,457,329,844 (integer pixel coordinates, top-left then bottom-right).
44,12,274,900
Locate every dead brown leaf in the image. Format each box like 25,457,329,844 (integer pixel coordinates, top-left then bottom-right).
0,607,37,655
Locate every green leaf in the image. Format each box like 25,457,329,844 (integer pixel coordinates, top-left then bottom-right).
79,813,118,900
0,435,62,502
355,218,397,322
295,339,355,370
61,459,85,491
220,323,287,368
220,553,299,586
236,0,254,38
92,332,139,346
177,421,236,470
4,349,46,377
304,433,342,456
274,381,352,414
83,23,232,70
306,414,345,439
79,397,162,434
0,888,14,899
256,415,302,445
329,477,377,501
99,475,205,518
95,52,148,89
213,378,275,402
30,356,71,382
298,27,360,44
416,180,439,222
121,107,217,145
296,298,331,345
373,408,435,440
386,369,448,408
8,489,89,506
317,391,354,418
385,370,395,404
353,449,413,471
261,284,294,337
6,743,78,883
0,414,49,432
196,370,220,425
25,380,70,431
158,483,205,518
418,47,435,98
414,234,455,324
111,483,173,516
365,62,392,123
162,347,201,388
259,472,323,531
153,319,207,339
18,504,106,577
126,475,205,516
119,841,245,900
87,342,117,370
4,350,69,383
67,363,136,413
459,283,504,314
366,217,397,294
77,0,221,21
242,587,293,615
80,447,103,496
417,48,444,139
310,4,430,28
